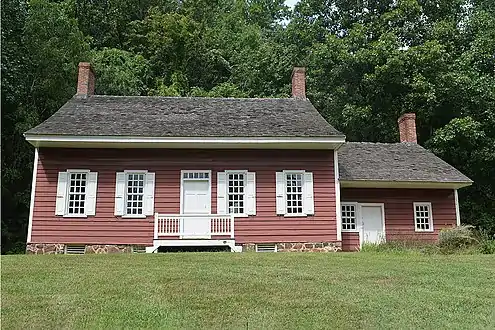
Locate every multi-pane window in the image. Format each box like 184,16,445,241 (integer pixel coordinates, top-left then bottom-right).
183,172,209,179
126,173,145,215
286,173,303,214
67,172,87,215
341,204,357,231
414,203,433,231
228,173,245,214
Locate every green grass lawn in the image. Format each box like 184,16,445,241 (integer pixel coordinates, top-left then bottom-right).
2,252,495,329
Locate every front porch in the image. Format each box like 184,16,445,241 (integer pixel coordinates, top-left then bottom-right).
146,213,241,253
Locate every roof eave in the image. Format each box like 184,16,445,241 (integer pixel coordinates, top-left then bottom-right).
340,180,473,190
24,134,346,150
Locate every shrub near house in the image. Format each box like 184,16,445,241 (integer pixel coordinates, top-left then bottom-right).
23,64,472,254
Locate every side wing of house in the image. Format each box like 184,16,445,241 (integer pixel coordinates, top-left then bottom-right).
340,188,457,251
337,142,472,251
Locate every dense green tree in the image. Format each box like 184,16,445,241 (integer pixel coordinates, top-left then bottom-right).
91,48,152,95
2,0,89,253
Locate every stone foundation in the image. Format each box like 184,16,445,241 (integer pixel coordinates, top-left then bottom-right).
243,243,256,252
26,243,65,254
27,242,342,254
26,243,147,254
277,242,341,252
242,242,342,252
85,245,133,254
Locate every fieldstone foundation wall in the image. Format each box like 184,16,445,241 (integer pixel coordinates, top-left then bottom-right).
26,243,65,254
243,243,256,252
242,242,342,252
85,245,132,254
26,243,146,254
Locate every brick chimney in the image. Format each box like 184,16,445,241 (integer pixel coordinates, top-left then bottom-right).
398,113,417,143
291,67,306,99
76,62,95,97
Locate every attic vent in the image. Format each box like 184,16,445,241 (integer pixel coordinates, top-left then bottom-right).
256,243,277,252
65,245,86,255
132,246,146,254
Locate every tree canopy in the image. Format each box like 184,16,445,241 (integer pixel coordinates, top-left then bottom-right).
2,0,494,253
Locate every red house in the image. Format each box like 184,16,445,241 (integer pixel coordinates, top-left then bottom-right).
24,63,472,254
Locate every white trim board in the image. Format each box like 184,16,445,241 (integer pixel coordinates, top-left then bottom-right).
340,180,472,190
27,148,39,243
454,189,460,226
24,134,346,150
334,149,342,241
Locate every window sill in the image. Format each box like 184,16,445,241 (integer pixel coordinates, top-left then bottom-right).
232,214,249,218
62,214,88,218
283,214,308,217
342,229,359,233
121,215,147,219
414,229,434,233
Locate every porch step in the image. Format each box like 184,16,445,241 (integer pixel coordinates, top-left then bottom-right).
146,239,240,253
145,246,159,253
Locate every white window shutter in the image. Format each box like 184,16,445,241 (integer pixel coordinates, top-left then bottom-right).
55,172,68,215
276,172,285,215
144,172,155,216
114,172,126,216
246,172,256,215
217,172,227,214
86,172,98,216
304,172,315,215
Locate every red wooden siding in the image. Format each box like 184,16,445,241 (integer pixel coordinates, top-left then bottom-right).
31,148,337,245
341,232,360,251
341,188,456,242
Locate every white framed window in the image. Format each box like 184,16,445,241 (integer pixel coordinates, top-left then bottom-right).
55,169,98,217
228,172,246,214
126,172,146,216
67,171,87,216
115,171,155,218
341,203,358,231
414,202,433,232
183,171,210,180
286,172,304,215
217,171,256,216
276,171,314,216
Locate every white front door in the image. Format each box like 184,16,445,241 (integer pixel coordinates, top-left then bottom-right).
361,205,385,244
182,179,211,238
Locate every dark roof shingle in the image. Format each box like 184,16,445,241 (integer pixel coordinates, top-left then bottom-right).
338,142,472,183
25,96,343,138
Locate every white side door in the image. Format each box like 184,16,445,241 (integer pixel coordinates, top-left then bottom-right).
182,180,210,238
361,204,385,245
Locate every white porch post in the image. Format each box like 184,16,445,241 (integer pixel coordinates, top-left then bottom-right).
230,214,235,238
154,212,159,239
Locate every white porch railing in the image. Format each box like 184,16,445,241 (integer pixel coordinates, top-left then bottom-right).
154,213,235,239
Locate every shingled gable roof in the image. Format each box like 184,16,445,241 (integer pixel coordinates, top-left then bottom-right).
24,62,471,187
24,95,343,138
338,142,472,186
